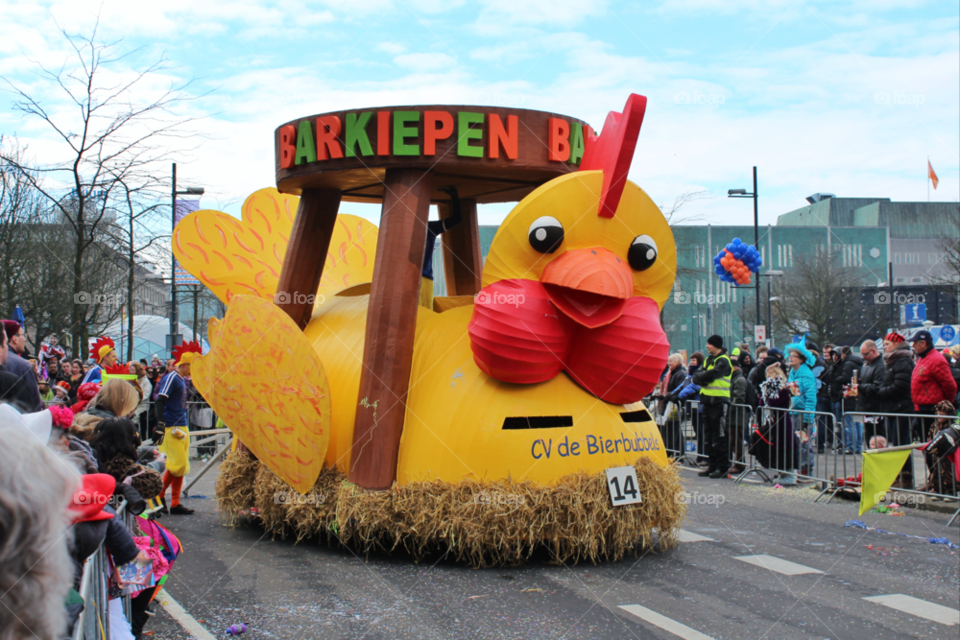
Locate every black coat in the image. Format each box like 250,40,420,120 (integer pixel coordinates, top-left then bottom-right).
70,505,140,589
839,354,863,412
857,355,886,413
666,366,688,395
878,346,914,414
748,354,780,389
826,360,845,402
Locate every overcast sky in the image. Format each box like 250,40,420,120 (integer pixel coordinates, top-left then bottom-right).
1,0,957,228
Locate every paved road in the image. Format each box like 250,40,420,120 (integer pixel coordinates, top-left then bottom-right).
144,464,959,640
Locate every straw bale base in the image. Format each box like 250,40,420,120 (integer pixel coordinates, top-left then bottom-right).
215,450,684,567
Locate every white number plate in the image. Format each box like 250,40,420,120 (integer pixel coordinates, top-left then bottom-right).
605,466,642,506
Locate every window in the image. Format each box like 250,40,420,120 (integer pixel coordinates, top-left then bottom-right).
895,277,906,284
911,277,923,284
895,253,901,264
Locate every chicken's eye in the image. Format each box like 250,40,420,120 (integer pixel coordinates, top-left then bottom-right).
528,216,564,254
628,235,657,271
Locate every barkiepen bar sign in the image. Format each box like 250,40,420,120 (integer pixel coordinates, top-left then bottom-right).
277,109,593,168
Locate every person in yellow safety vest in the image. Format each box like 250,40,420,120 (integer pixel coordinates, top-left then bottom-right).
693,335,733,478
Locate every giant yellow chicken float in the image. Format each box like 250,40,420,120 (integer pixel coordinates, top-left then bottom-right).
174,95,684,565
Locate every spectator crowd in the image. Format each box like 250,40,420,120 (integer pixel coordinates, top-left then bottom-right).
0,320,216,640
654,331,960,493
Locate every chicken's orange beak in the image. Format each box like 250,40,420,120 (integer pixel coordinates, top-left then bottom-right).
540,247,634,328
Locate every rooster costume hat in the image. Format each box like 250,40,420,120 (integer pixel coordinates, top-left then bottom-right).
81,337,117,385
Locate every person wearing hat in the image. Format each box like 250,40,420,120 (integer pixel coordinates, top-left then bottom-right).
692,335,733,478
878,333,916,482
911,329,958,446
81,336,119,384
155,341,202,515
1,319,45,412
37,377,54,403
784,342,818,483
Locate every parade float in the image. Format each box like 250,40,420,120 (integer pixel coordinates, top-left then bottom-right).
173,95,684,566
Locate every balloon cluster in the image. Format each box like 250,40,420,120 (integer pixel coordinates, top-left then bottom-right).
714,238,762,286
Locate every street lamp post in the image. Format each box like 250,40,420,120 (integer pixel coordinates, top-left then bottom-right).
169,162,204,354
763,270,784,346
728,166,760,340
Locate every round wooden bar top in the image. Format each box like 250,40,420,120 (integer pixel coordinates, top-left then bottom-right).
274,105,591,204
273,105,593,491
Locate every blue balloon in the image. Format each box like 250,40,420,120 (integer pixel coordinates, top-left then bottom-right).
732,237,742,245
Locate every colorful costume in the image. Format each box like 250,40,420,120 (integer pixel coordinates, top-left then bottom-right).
82,336,116,384
156,341,203,510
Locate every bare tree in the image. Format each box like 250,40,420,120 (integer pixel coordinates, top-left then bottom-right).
0,20,199,353
661,189,710,226
928,206,960,286
771,250,882,347
101,177,169,360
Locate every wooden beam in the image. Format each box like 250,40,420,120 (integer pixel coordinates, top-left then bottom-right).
349,168,432,490
439,198,482,296
274,188,342,328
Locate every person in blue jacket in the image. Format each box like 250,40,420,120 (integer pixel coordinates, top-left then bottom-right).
784,342,818,484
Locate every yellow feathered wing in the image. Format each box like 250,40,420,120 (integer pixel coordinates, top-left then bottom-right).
172,187,378,306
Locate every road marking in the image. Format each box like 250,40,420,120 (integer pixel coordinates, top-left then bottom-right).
156,588,218,640
619,605,714,640
863,595,960,626
678,529,714,543
734,554,823,575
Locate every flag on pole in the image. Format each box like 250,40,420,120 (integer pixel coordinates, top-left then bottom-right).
927,160,939,190
859,448,912,515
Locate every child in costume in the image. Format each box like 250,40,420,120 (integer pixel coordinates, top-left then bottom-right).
155,341,202,515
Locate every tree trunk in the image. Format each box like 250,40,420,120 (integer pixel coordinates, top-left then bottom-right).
126,210,136,362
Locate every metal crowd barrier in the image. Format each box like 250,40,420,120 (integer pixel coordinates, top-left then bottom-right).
73,500,133,640
652,397,959,525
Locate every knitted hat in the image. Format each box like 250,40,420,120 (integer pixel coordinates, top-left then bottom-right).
2,319,21,342
707,335,723,348
884,332,906,344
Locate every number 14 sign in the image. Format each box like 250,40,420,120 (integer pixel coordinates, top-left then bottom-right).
605,466,642,506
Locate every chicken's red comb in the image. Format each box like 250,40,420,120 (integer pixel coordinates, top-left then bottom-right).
103,363,131,375
579,94,647,218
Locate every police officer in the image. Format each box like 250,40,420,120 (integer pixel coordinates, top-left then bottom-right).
693,335,733,478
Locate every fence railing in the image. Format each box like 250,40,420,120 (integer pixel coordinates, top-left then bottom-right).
73,499,133,640
646,396,959,526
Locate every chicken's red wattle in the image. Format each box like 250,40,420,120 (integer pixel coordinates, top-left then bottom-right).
467,279,669,404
